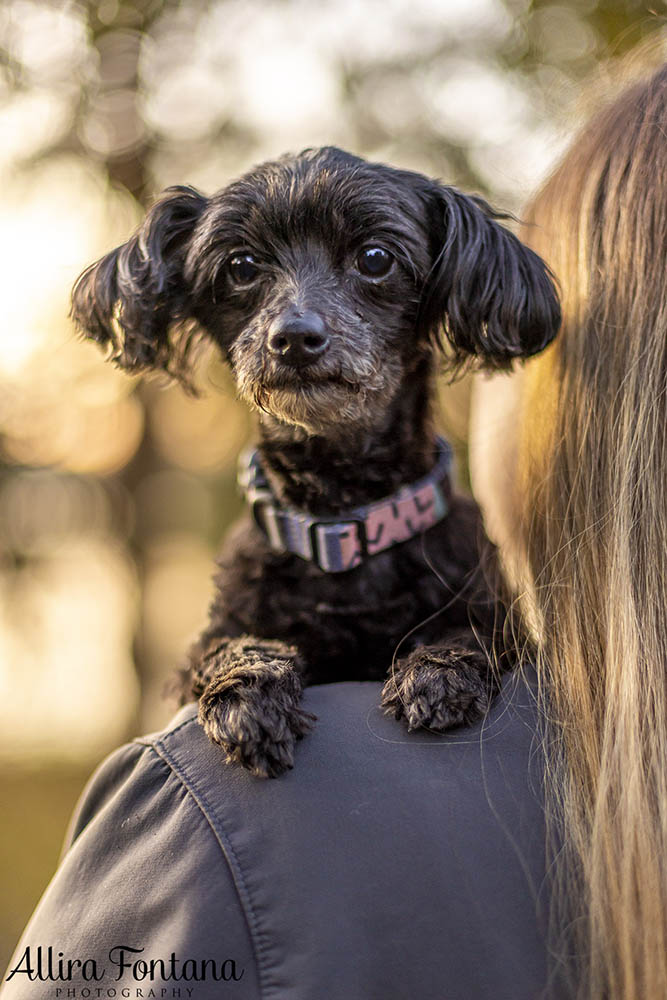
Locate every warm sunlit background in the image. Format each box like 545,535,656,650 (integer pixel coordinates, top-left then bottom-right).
0,0,664,971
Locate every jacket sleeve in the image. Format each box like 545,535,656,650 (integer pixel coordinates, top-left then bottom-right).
0,737,260,999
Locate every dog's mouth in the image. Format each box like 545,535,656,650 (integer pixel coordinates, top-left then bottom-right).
232,348,395,434
245,368,376,435
259,370,362,396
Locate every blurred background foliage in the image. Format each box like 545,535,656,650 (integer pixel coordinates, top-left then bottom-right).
0,0,664,971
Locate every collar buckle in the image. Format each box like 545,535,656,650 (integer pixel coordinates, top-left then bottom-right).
308,517,368,573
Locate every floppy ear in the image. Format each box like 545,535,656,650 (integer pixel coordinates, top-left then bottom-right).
71,186,207,374
419,185,560,369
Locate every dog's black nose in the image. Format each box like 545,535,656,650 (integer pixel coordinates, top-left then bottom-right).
267,311,330,367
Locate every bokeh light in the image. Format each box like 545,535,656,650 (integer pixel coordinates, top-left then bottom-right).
0,537,139,759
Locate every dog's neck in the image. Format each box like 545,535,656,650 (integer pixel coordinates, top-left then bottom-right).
256,367,437,516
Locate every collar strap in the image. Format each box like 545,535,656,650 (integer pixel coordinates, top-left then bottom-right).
238,437,452,574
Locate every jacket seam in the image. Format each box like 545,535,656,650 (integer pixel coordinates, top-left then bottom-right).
134,710,197,747
148,735,270,1000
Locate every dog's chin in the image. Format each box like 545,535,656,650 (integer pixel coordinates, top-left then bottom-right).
244,378,389,436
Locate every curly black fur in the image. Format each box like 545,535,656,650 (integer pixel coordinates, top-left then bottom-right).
381,640,492,732
72,147,560,778
194,637,315,778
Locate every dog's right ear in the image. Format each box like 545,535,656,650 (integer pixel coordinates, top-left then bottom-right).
71,186,207,373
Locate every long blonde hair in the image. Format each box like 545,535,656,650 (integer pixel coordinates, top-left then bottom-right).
513,63,667,999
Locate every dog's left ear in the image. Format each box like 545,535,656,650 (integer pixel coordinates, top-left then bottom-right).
419,185,560,368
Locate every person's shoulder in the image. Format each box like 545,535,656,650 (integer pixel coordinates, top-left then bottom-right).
138,669,549,1000
94,667,544,839
55,669,550,1000
130,665,540,783
68,666,545,865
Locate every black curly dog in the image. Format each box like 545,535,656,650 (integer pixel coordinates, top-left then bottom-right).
72,147,559,777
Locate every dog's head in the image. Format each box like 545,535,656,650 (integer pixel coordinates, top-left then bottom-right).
72,147,560,436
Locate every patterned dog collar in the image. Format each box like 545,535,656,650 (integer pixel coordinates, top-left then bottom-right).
238,437,453,574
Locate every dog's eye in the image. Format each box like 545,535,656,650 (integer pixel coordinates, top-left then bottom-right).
357,246,394,279
229,253,260,285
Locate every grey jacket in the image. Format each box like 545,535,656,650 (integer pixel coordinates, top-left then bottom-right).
1,673,554,1000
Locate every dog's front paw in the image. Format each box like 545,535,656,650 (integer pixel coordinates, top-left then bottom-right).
381,645,493,733
198,639,315,778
